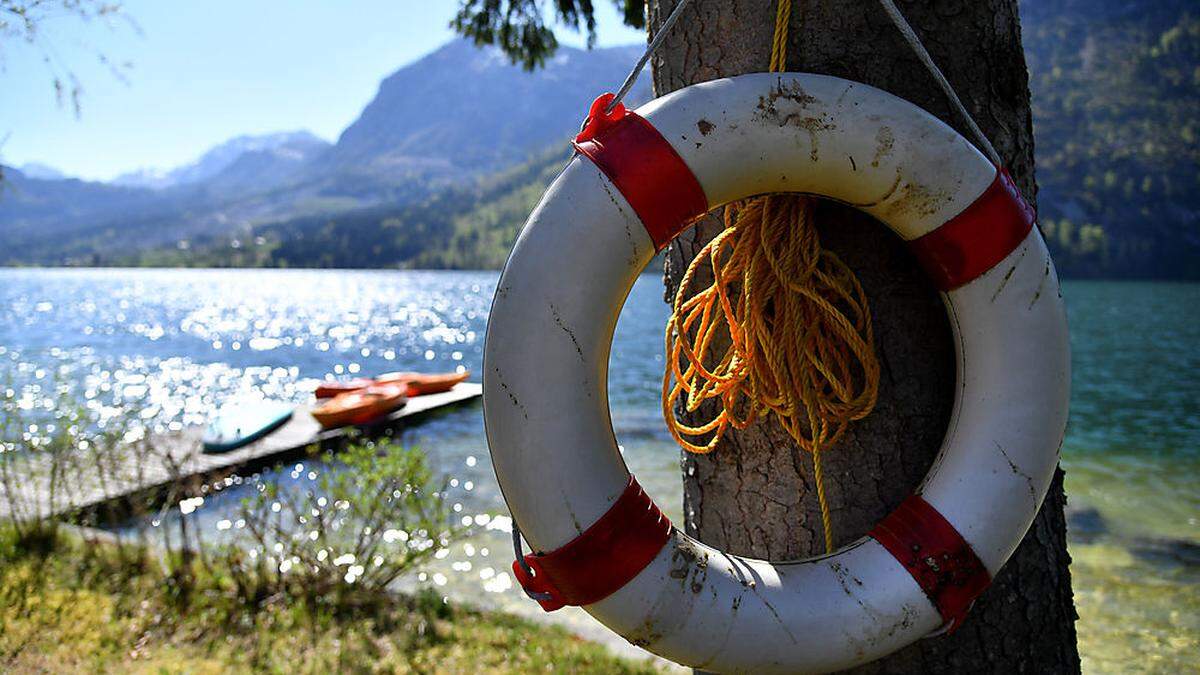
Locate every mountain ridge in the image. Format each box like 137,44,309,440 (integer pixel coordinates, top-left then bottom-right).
2,4,1197,278
0,40,646,263
17,163,67,181
324,40,642,175
111,130,331,190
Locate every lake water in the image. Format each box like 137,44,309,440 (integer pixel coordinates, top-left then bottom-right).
0,268,1196,672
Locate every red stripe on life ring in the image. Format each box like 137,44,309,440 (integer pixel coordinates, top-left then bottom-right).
869,495,992,632
512,476,672,612
573,94,709,251
909,168,1035,291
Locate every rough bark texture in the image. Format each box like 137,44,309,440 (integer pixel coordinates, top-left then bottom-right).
648,0,1080,672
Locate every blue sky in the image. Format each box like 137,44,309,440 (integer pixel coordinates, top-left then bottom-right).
0,1,643,181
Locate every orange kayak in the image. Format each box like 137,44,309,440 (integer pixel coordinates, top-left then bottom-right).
315,371,471,399
377,370,471,396
314,378,375,399
310,384,407,429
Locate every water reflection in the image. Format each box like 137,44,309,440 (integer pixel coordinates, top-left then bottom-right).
0,269,492,435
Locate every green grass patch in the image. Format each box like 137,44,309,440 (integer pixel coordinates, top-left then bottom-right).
0,527,659,674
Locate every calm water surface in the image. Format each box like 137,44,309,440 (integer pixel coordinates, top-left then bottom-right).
0,269,1196,672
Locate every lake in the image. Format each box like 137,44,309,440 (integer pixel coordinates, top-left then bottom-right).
1,268,1196,672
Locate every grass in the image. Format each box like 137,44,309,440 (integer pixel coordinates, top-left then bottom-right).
0,527,659,674
0,399,659,674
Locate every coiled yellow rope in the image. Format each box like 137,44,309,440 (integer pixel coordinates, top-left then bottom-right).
662,0,880,553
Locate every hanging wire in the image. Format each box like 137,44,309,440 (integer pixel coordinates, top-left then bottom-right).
876,0,1004,166
605,0,697,113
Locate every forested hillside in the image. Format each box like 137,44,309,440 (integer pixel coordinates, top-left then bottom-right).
1024,0,1198,277
121,148,570,269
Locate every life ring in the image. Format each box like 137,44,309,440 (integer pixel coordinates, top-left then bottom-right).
483,73,1069,674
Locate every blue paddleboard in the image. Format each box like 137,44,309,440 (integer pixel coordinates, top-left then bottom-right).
202,400,294,453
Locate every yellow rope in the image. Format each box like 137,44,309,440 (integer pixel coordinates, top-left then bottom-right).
662,0,880,553
769,0,792,71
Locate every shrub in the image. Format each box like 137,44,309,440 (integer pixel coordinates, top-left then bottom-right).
217,439,459,619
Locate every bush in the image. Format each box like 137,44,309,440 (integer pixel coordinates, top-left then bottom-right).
218,439,460,619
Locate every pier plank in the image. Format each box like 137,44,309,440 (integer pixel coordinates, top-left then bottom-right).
0,383,481,521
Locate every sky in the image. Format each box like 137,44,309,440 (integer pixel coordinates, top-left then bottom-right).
0,1,644,181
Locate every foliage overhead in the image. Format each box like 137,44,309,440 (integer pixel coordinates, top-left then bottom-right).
0,0,136,115
452,0,644,69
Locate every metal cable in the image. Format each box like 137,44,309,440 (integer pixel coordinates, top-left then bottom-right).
605,0,697,113
876,0,1003,166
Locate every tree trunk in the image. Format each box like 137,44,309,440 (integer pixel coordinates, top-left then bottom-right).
648,0,1080,671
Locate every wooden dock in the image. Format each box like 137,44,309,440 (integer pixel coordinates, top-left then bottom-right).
0,383,482,521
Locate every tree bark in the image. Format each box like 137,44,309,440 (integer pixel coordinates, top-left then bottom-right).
648,0,1080,672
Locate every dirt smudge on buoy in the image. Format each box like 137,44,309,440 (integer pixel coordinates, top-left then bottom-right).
872,126,894,167
753,81,833,161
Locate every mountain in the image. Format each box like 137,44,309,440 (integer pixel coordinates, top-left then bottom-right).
197,134,334,196
0,41,645,264
0,130,337,263
0,166,159,237
0,165,209,264
112,131,329,190
324,40,644,178
17,163,67,181
117,146,573,269
108,167,173,190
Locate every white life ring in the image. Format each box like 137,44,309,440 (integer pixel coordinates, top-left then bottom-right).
483,73,1069,674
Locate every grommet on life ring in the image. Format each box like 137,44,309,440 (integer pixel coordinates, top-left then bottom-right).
483,73,1069,674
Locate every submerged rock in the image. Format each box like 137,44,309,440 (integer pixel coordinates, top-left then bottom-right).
1066,506,1108,544
1129,537,1200,570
